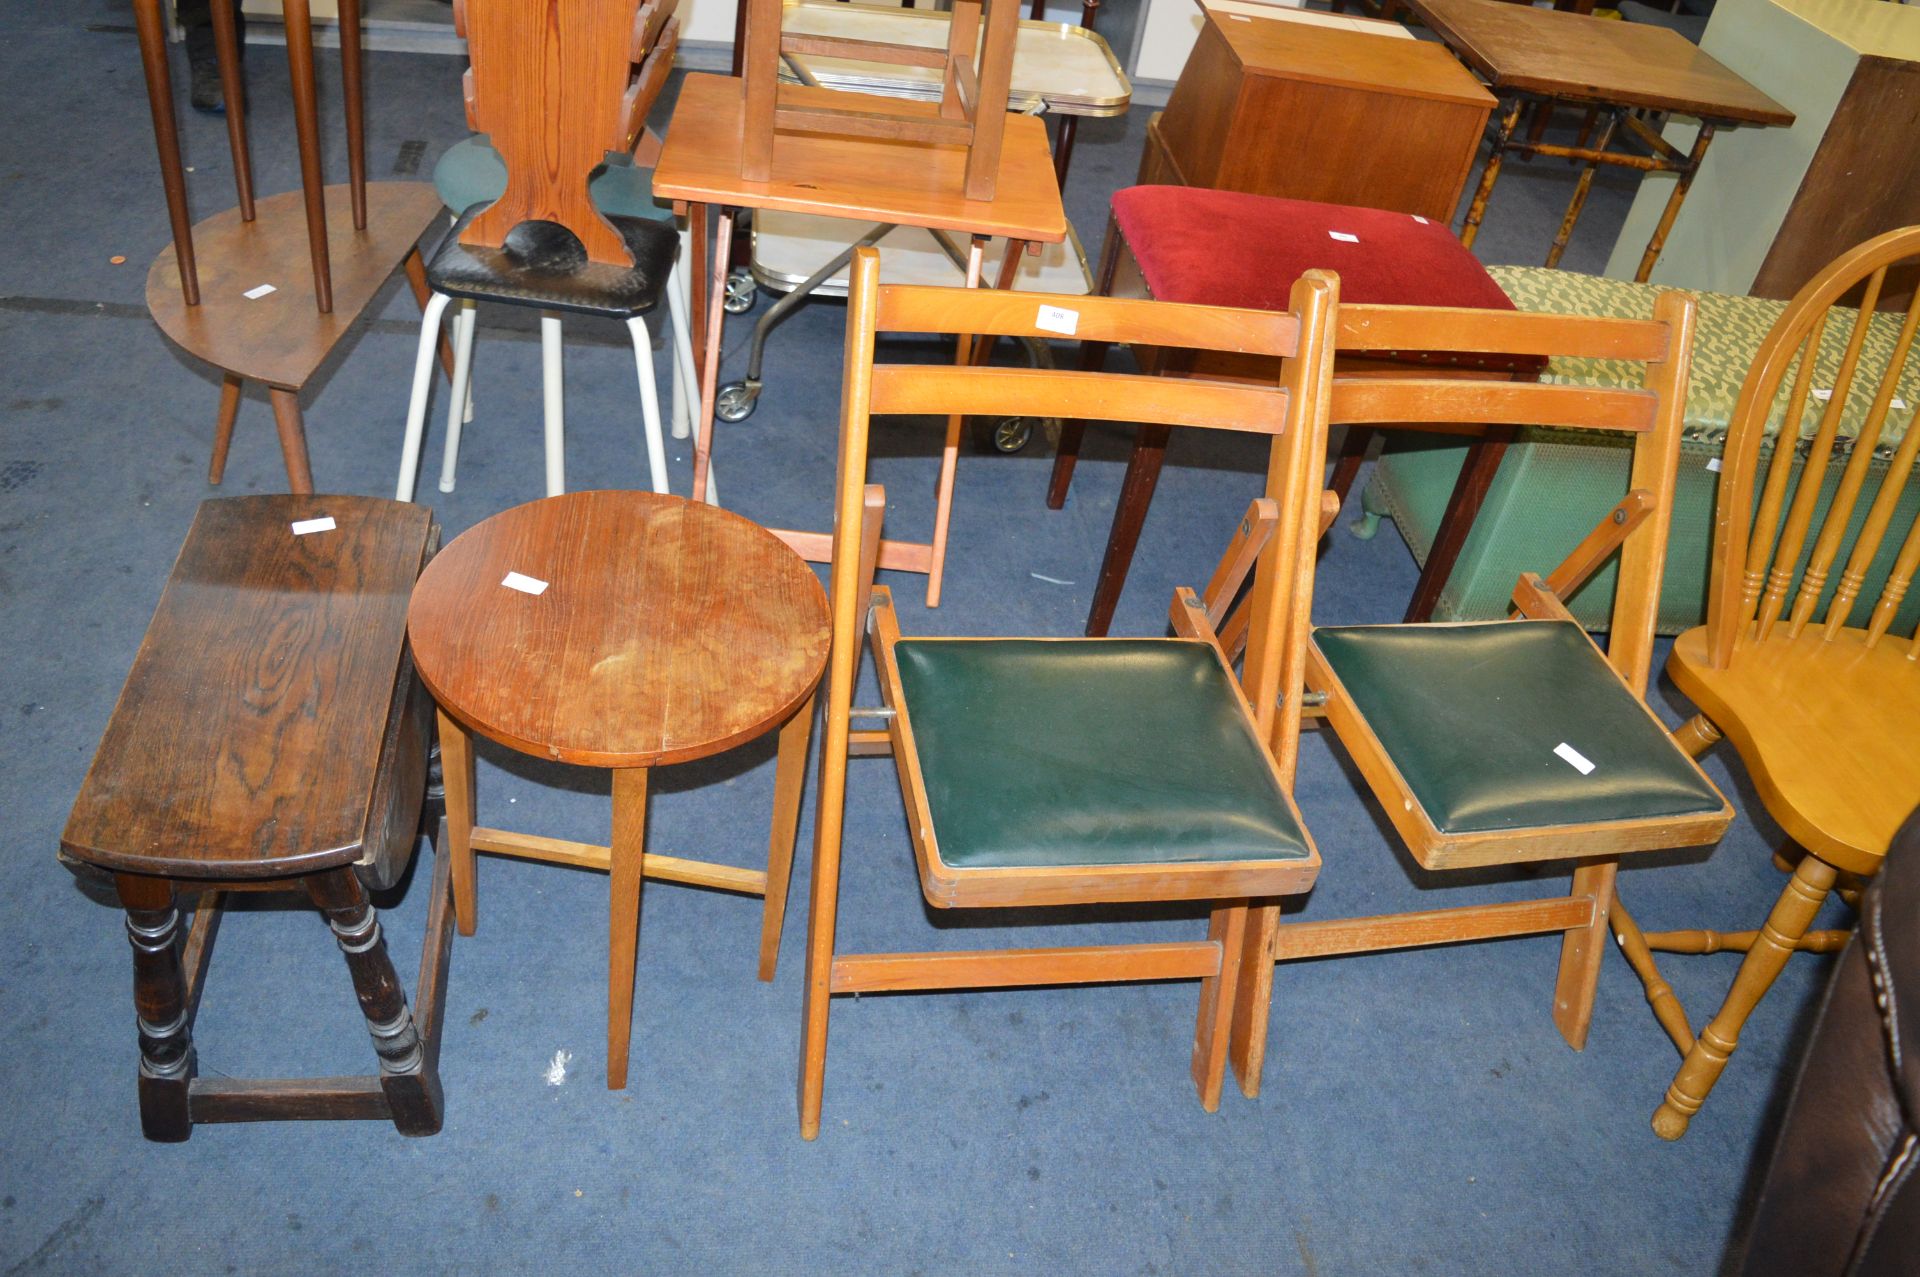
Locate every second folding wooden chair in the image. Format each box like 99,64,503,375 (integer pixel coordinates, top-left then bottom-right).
797,246,1340,1138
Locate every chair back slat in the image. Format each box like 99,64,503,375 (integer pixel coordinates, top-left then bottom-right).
868,365,1289,434
1866,502,1920,646
874,286,1302,356
1707,228,1920,665
1337,304,1671,364
1821,290,1920,638
1330,379,1657,434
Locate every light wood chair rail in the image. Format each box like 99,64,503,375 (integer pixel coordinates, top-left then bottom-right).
797,246,1339,1138
1630,225,1920,1140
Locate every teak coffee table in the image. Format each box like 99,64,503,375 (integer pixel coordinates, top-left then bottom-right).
1402,0,1793,279
406,490,831,1089
61,495,449,1141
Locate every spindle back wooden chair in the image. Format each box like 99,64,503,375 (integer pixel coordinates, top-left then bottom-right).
739,0,1018,200
798,247,1339,1138
1220,291,1734,1104
1614,226,1920,1139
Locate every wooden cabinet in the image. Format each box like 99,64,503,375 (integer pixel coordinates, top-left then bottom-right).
1143,6,1494,222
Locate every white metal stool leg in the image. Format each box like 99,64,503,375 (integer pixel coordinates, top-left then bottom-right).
396,290,453,502
541,311,565,496
437,300,479,494
669,226,695,440
626,317,671,495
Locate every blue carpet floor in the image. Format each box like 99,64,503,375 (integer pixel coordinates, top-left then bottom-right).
0,6,1843,1273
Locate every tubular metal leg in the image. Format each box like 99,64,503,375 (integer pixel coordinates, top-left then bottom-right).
396,291,453,501
670,227,694,439
627,317,671,495
541,311,565,496
437,301,478,494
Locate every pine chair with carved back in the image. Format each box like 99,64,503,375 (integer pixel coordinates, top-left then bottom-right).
1218,292,1735,1102
396,0,695,502
797,246,1339,1138
1608,226,1920,1139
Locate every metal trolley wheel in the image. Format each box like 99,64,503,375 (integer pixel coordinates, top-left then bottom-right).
723,268,758,315
716,380,761,422
971,415,1044,454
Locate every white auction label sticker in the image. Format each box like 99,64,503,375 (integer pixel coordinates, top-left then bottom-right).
502,571,549,596
1812,387,1833,401
290,516,336,535
1412,215,1430,225
243,283,277,300
1554,742,1596,775
1705,457,1723,473
1035,304,1079,336
1328,231,1360,244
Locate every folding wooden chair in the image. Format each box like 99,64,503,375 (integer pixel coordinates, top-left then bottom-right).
1224,292,1737,1100
797,246,1340,1138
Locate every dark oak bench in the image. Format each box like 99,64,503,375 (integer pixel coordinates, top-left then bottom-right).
61,495,452,1140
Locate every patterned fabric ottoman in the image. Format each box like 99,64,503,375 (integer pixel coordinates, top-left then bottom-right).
1361,265,1920,634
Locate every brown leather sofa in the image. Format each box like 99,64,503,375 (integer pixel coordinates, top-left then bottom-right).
1732,808,1919,1276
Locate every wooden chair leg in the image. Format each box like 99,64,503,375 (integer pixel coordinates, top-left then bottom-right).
1084,423,1174,636
436,709,478,936
758,693,816,982
1551,859,1616,1050
608,767,649,1091
1227,902,1281,1098
1404,425,1510,623
1607,897,1694,1055
1652,853,1839,1139
1046,338,1111,510
926,237,988,609
208,374,243,485
1190,904,1247,1112
117,873,194,1142
1671,713,1722,758
267,387,315,495
401,246,456,380
307,867,442,1135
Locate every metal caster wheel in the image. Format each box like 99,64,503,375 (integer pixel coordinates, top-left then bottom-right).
723,269,757,314
972,415,1035,454
716,380,760,422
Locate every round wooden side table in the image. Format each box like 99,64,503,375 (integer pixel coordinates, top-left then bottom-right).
406,490,831,1089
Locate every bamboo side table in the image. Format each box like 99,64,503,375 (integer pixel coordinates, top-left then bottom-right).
405,490,831,1090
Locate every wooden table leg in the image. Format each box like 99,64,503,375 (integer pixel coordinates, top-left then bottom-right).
758,693,816,983
1652,853,1838,1139
208,0,254,220
267,387,315,495
337,0,369,231
693,207,733,504
208,374,244,485
1403,425,1512,623
1459,99,1523,250
1045,223,1122,510
925,236,989,608
308,868,443,1135
281,0,333,313
436,708,478,936
1634,123,1716,284
1545,109,1621,269
1084,422,1174,636
131,0,197,306
117,873,194,1142
608,767,650,1090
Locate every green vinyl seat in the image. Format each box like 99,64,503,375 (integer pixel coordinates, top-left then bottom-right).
431,135,672,222
891,638,1312,874
1312,620,1726,836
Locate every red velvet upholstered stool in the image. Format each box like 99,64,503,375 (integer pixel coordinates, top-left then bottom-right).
1047,185,1539,635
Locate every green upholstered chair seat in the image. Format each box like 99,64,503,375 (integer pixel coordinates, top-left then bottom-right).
890,639,1311,872
431,136,671,223
1312,620,1725,836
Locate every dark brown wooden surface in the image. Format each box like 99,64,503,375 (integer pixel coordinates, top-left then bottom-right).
1151,15,1492,223
1403,0,1794,124
145,182,445,391
408,491,831,768
1752,56,1920,309
62,495,435,878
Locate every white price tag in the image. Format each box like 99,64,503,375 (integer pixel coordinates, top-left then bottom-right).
1035,304,1079,336
1554,742,1596,776
1812,387,1833,402
1328,231,1360,244
243,283,277,300
1705,457,1722,473
502,571,549,596
1412,215,1430,225
290,516,336,535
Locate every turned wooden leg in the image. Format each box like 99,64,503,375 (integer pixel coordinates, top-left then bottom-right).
208,374,243,485
1608,897,1694,1055
608,767,649,1091
1189,904,1246,1112
1653,853,1839,1139
267,388,314,495
118,873,194,1142
1671,713,1722,759
758,694,816,983
307,868,442,1135
436,709,478,936
1552,859,1616,1050
1085,423,1174,637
